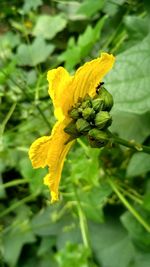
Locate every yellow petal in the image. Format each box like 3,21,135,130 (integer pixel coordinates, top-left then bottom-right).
29,136,51,168
72,53,115,102
47,67,72,120
46,120,74,203
29,119,74,202
47,53,115,118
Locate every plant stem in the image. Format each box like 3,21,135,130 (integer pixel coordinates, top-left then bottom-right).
0,179,28,189
0,193,38,218
78,204,91,249
0,102,16,136
73,187,91,251
77,138,90,157
108,178,150,232
110,134,150,154
118,186,143,205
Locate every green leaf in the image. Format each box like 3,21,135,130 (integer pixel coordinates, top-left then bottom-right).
124,15,149,41
55,243,90,267
33,15,67,40
16,37,54,66
110,111,150,143
143,192,150,211
18,157,47,194
102,0,126,16
23,0,42,13
89,220,135,267
31,206,72,237
131,252,150,267
127,152,150,177
105,34,150,114
37,236,56,257
77,0,104,17
68,146,100,185
121,210,150,250
79,183,112,223
0,32,20,49
0,32,20,59
59,16,107,70
58,37,81,71
2,209,35,267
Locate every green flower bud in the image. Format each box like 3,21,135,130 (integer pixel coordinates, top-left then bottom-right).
78,107,83,114
82,107,95,121
88,128,108,148
76,118,91,134
98,87,113,111
92,98,104,112
81,99,92,109
68,108,80,120
64,121,80,138
95,111,112,130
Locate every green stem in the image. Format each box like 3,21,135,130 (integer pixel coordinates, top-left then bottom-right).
108,178,150,232
73,187,91,251
0,102,16,136
110,134,150,154
0,193,37,218
77,138,89,157
0,179,28,189
118,186,143,205
110,32,127,54
78,204,91,249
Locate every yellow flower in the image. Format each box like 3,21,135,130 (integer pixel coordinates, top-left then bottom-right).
29,53,115,203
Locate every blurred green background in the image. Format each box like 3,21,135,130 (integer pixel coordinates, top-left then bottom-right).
0,0,150,266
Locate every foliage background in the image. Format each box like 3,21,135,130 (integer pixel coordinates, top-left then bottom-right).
0,0,150,266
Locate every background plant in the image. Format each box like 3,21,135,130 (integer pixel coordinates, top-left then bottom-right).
0,0,150,267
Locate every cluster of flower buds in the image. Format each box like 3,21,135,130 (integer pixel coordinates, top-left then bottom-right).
64,83,113,148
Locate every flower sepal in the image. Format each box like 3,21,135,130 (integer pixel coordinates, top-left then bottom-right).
97,86,113,111
64,121,80,138
76,118,91,134
92,98,104,112
88,128,109,148
82,107,95,121
68,108,80,120
95,111,112,130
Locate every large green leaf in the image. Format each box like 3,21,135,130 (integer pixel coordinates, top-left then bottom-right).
23,0,42,13
110,111,150,142
127,152,150,177
2,207,35,267
77,0,104,17
68,146,100,186
59,16,106,70
18,157,47,194
124,15,149,42
31,206,73,237
90,220,135,267
33,15,67,40
16,37,54,66
105,34,150,114
121,210,150,250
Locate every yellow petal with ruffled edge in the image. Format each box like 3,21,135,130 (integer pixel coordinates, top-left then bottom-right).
29,136,51,168
47,53,115,118
43,139,72,203
72,53,115,102
29,119,74,202
47,67,73,121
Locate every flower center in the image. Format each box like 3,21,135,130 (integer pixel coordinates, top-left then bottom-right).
64,84,113,147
